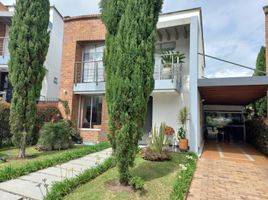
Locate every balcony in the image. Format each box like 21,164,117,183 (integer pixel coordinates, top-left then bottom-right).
0,37,9,68
73,54,182,94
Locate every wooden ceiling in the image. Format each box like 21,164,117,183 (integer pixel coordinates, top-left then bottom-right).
198,77,268,105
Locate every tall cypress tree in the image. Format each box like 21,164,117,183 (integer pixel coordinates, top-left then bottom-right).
8,0,50,158
101,0,163,184
252,47,267,117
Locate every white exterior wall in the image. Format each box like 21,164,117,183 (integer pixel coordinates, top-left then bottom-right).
40,8,64,99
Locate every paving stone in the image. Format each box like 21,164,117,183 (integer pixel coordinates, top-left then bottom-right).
0,190,22,200
19,172,63,185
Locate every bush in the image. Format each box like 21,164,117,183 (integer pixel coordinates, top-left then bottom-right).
0,142,110,182
170,153,197,200
129,176,144,191
0,102,12,147
37,120,79,151
44,157,115,200
32,106,62,145
246,119,268,156
0,103,62,146
141,148,171,161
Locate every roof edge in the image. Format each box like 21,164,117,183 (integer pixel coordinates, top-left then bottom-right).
64,14,101,22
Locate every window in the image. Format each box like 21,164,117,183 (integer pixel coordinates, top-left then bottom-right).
82,43,105,83
81,96,102,129
155,42,176,53
53,77,58,84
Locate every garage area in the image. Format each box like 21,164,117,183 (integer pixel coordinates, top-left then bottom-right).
198,76,268,162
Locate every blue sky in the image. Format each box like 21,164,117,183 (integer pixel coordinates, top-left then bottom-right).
2,0,267,78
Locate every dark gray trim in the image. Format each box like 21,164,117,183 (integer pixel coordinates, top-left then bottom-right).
198,76,268,87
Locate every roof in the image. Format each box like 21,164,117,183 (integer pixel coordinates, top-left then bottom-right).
198,76,268,105
64,14,101,22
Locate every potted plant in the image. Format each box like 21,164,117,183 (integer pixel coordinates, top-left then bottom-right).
178,107,189,151
165,126,175,146
161,50,185,79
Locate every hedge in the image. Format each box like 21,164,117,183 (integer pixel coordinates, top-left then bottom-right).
170,153,197,200
246,119,268,156
0,142,110,182
0,102,62,146
45,157,115,200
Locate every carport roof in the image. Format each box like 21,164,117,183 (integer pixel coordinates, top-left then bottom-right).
198,76,268,105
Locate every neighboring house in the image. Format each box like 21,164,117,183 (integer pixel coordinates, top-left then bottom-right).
0,3,64,102
59,8,206,152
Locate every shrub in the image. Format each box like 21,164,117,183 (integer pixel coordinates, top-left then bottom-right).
0,102,12,147
37,120,78,151
246,119,268,156
44,157,115,200
32,106,62,145
129,176,144,191
141,148,171,161
0,142,110,182
170,153,197,200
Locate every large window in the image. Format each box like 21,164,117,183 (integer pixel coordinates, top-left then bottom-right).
82,43,104,83
81,96,103,129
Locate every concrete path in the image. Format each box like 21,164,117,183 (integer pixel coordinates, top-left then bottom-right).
187,142,268,200
0,148,112,200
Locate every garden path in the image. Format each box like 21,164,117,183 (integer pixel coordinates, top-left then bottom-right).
0,148,112,200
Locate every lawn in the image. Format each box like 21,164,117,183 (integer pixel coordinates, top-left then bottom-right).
0,145,84,169
64,153,189,200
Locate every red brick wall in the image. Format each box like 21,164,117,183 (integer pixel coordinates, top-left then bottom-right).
59,16,108,143
0,3,8,11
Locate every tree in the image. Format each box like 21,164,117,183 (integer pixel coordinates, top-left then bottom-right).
252,47,266,117
100,0,163,184
8,0,50,158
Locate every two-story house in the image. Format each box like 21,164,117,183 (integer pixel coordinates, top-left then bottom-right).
59,8,205,153
0,3,64,102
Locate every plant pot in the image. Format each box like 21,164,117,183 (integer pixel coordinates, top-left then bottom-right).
179,139,188,151
162,64,172,79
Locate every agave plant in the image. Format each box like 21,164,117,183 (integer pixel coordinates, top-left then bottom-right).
148,123,166,154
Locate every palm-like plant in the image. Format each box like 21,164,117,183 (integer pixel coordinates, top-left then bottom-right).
161,50,185,65
179,107,188,137
148,123,166,153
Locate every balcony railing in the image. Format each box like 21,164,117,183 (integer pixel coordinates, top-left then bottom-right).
74,60,105,85
0,37,9,57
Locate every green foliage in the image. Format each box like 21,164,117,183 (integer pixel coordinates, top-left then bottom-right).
148,123,166,153
0,142,110,182
246,120,268,156
8,0,50,158
101,0,163,184
170,153,197,200
161,50,185,64
0,102,12,147
44,157,115,200
177,127,186,140
37,120,78,151
251,47,267,117
59,99,71,118
129,176,144,191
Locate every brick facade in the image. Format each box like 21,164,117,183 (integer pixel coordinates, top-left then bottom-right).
59,15,108,143
0,3,8,11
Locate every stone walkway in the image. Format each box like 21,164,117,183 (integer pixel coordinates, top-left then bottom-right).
187,142,268,200
0,148,112,200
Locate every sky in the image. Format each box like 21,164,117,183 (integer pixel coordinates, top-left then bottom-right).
1,0,267,78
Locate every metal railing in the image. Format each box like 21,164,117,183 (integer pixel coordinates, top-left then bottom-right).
74,60,105,84
0,37,9,57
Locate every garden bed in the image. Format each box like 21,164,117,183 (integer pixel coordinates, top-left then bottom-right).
63,153,197,200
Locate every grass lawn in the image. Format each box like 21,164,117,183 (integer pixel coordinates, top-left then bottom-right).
64,153,189,200
0,145,84,169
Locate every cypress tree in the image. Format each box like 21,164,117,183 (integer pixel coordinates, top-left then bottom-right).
8,0,50,158
101,0,163,184
252,47,267,117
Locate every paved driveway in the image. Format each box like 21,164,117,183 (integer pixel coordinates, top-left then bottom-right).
187,141,268,200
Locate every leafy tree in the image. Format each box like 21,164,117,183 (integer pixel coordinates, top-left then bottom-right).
8,0,50,158
101,0,163,184
252,47,266,117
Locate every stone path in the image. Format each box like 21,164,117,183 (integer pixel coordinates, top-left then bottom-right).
187,142,268,200
0,148,112,200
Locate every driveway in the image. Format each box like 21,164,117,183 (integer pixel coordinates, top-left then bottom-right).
187,141,268,200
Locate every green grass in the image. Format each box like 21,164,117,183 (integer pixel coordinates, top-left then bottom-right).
0,145,84,169
64,153,190,200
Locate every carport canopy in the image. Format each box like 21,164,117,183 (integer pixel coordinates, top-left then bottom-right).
198,76,268,105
